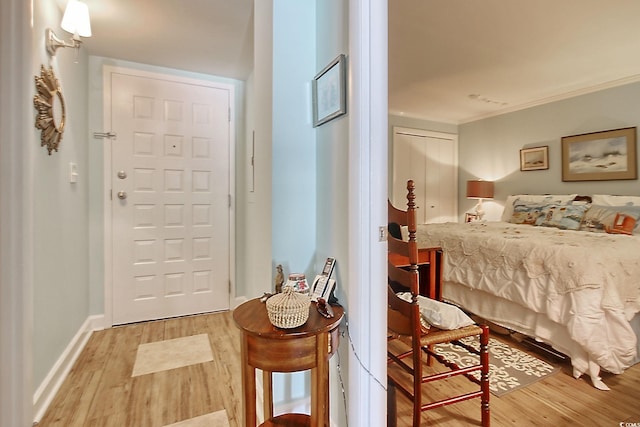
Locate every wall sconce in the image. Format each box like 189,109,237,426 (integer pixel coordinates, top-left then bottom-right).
45,0,92,57
466,180,494,221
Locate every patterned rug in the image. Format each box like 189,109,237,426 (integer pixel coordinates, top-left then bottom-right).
435,337,560,397
163,410,230,427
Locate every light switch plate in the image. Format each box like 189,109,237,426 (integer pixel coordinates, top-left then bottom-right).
69,162,78,183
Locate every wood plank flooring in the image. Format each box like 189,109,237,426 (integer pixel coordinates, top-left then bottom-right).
37,311,640,426
37,312,243,427
393,332,640,426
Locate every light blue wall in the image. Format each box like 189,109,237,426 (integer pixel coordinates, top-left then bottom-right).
315,2,348,301
271,0,317,407
244,0,274,301
459,82,640,220
32,0,91,387
272,0,317,280
315,1,349,426
269,1,350,420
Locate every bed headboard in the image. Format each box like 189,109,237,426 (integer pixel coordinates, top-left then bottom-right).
573,195,592,203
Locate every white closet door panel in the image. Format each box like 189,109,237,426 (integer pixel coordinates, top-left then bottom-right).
392,128,458,224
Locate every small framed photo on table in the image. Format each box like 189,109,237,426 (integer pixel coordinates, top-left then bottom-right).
465,213,478,223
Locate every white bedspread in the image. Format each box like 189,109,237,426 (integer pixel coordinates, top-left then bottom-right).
416,221,640,375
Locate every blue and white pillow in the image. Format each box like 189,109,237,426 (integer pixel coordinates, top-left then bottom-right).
536,203,590,230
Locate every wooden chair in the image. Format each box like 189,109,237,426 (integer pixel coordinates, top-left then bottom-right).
388,182,442,300
387,180,490,427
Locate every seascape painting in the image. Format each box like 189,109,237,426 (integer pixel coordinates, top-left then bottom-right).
567,136,627,174
561,127,637,181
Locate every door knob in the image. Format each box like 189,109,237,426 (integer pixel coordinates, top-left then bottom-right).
117,191,127,200
117,170,127,179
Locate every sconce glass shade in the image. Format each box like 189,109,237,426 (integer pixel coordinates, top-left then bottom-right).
61,0,92,38
466,180,494,199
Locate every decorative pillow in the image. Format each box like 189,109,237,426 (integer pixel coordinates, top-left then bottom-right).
580,205,640,234
535,204,590,230
501,194,578,222
592,195,640,207
396,292,475,330
508,201,548,225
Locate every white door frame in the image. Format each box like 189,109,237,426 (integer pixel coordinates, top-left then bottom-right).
347,0,388,425
0,0,33,425
102,65,236,327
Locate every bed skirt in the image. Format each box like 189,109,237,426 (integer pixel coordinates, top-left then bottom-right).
443,281,640,371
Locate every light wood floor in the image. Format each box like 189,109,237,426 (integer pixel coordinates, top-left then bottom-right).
37,311,640,426
393,333,640,426
37,311,243,427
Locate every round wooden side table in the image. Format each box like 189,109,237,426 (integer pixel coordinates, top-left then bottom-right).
233,298,344,427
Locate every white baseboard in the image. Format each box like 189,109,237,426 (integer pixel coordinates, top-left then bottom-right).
33,314,105,423
233,295,248,309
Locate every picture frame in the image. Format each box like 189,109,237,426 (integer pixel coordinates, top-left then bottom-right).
465,213,478,223
312,54,347,127
561,127,637,182
520,146,549,171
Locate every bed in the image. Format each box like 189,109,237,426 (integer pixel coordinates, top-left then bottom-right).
414,194,640,390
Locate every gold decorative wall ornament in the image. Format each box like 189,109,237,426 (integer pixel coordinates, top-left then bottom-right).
33,65,66,155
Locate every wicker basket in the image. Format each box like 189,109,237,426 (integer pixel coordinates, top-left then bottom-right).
266,286,311,329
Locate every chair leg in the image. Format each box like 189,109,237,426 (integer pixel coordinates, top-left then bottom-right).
413,348,422,426
387,378,397,427
480,325,491,427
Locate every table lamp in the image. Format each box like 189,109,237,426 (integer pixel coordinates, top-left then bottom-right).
466,180,494,220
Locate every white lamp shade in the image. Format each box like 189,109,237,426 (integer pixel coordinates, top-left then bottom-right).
61,0,92,38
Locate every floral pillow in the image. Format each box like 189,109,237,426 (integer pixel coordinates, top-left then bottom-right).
580,205,640,234
509,201,548,225
535,204,590,230
502,194,578,222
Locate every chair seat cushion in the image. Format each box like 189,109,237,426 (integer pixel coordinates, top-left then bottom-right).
396,292,474,330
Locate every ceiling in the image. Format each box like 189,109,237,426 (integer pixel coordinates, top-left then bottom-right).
77,0,254,81
72,0,640,125
389,0,640,124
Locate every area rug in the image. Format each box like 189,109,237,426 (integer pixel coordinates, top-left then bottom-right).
434,337,560,397
163,410,230,427
132,334,213,377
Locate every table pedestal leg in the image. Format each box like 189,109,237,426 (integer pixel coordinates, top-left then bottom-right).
263,370,273,421
241,338,257,427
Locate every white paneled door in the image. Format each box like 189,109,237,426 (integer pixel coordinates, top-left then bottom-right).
392,127,458,223
110,71,231,325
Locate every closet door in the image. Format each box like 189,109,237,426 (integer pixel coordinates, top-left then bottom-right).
392,127,458,223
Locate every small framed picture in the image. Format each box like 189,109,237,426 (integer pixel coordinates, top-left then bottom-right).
465,213,478,223
520,146,549,171
312,54,347,127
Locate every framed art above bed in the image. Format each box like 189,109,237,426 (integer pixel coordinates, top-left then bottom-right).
561,127,637,181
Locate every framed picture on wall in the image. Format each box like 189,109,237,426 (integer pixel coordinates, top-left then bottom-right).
561,127,637,181
520,146,549,171
312,54,347,127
